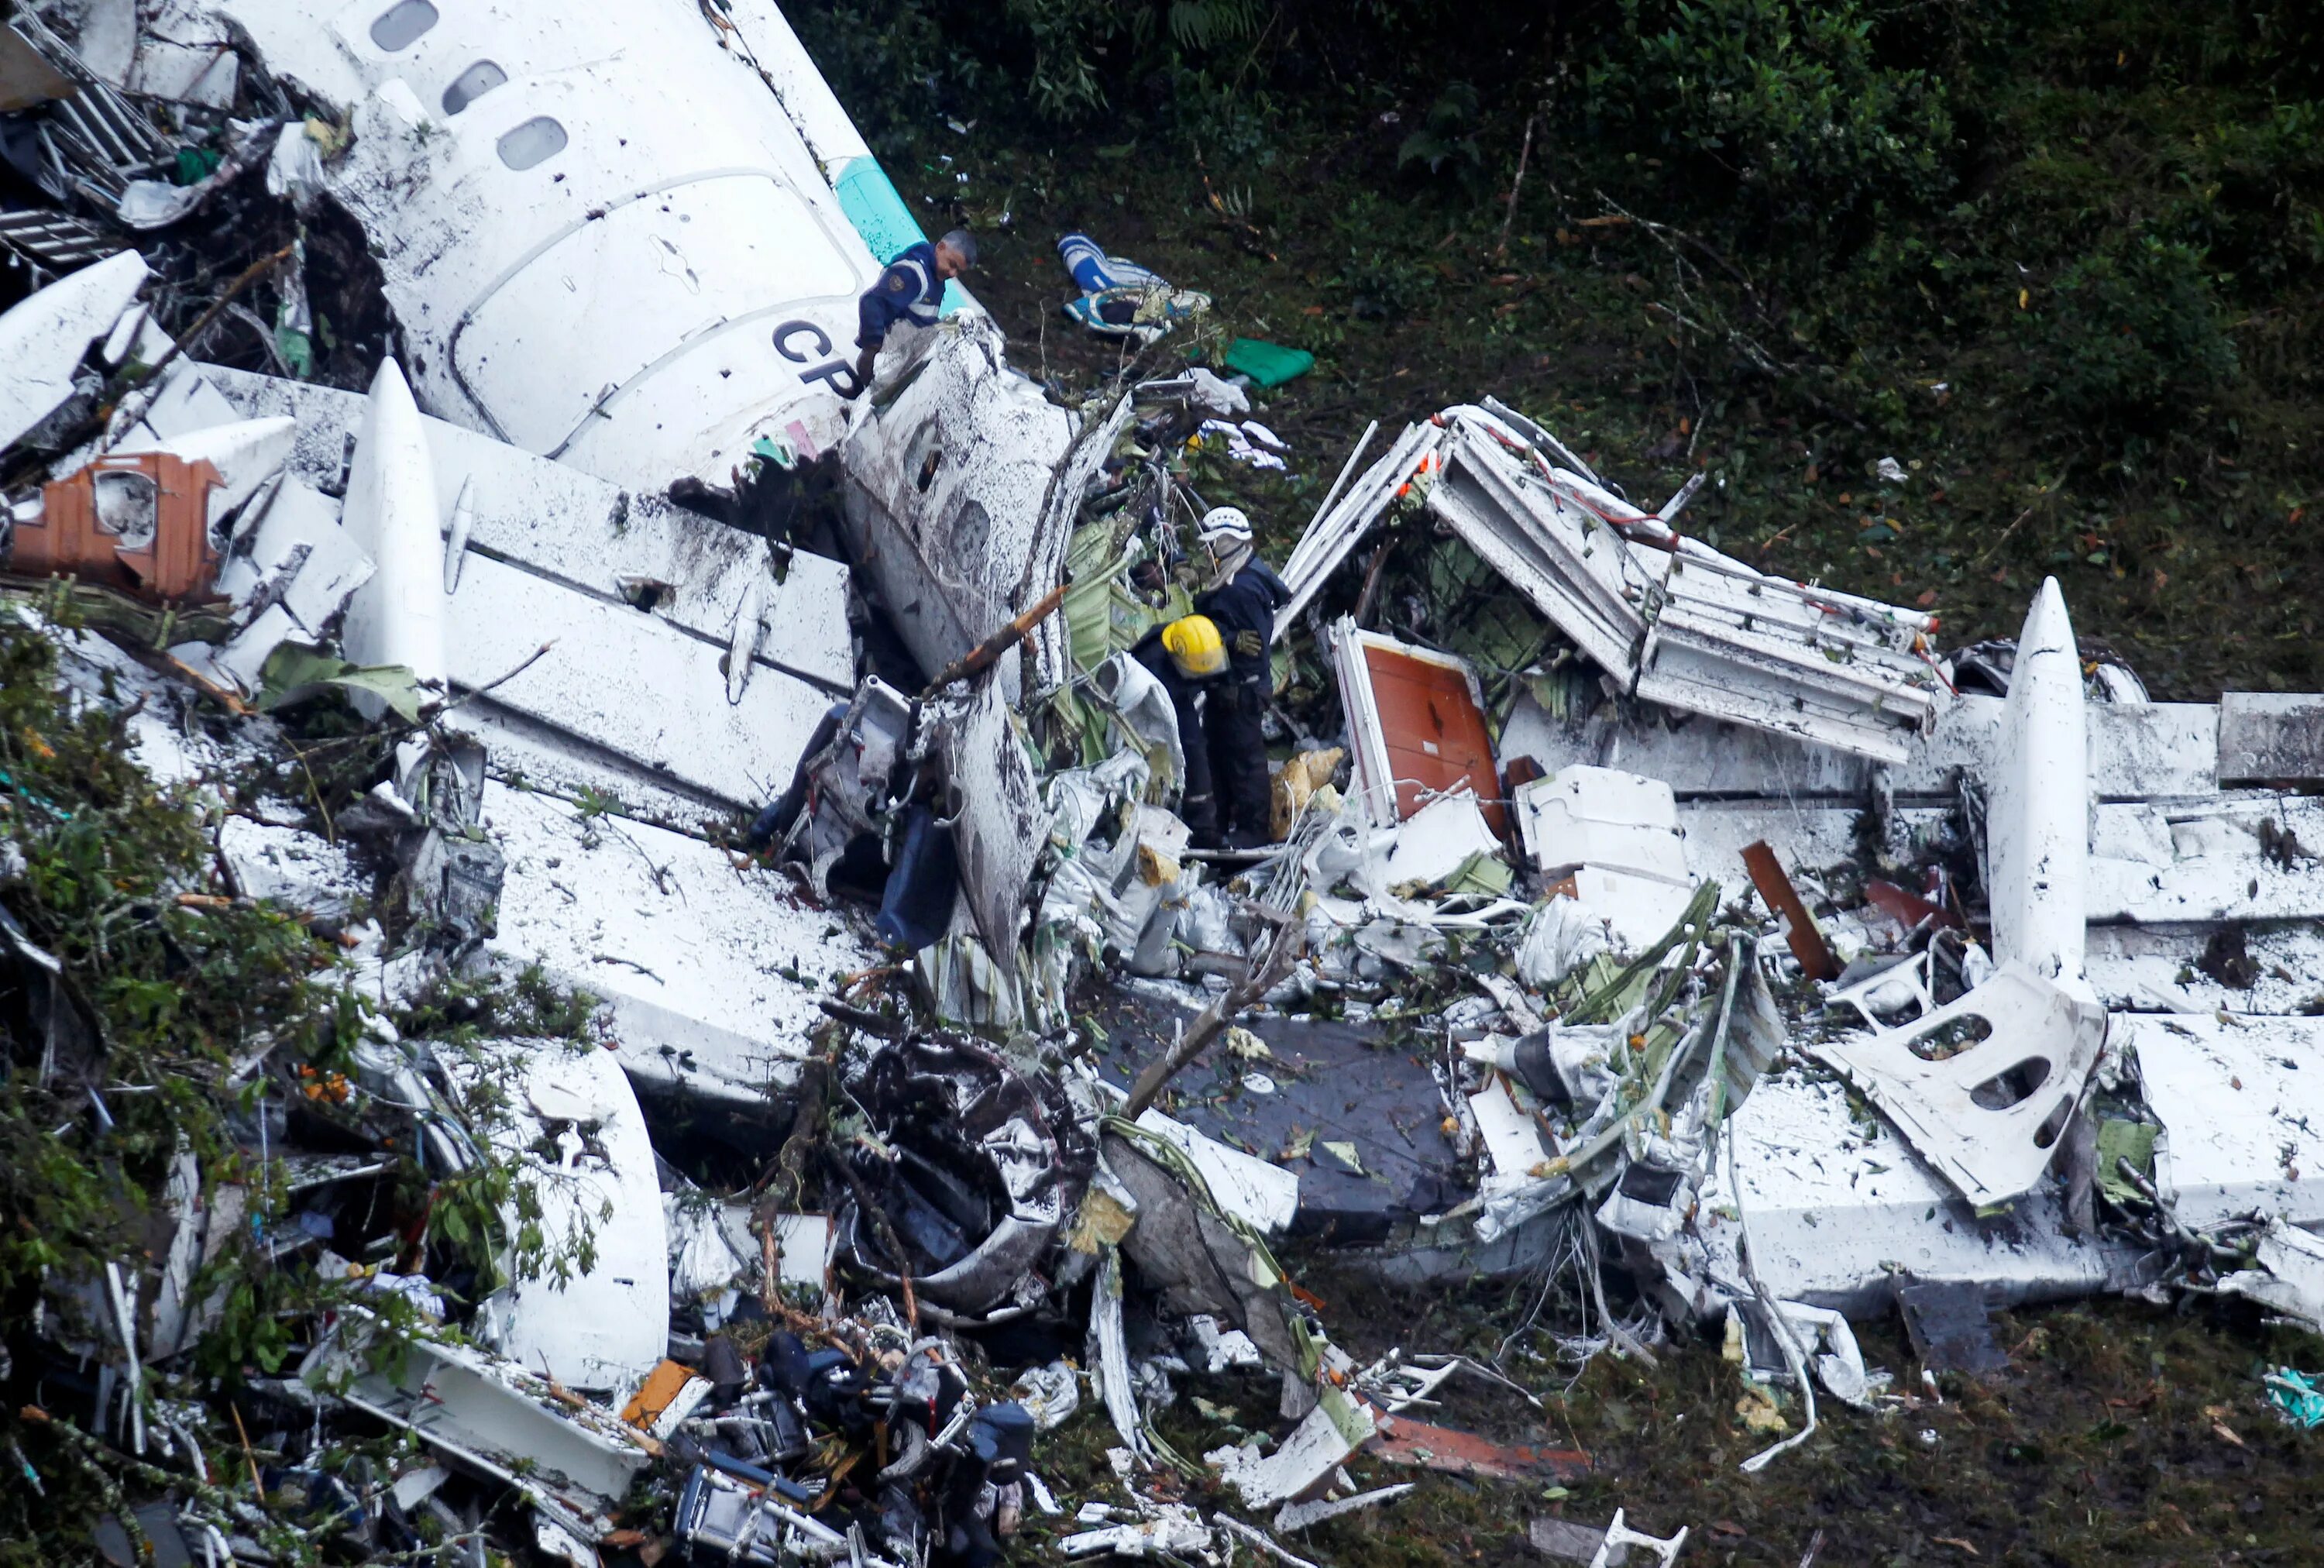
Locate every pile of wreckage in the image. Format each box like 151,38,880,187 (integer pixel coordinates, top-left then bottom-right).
7,0,2324,1563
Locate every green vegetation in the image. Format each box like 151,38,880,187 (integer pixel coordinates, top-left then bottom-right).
0,611,600,1561
798,0,2323,696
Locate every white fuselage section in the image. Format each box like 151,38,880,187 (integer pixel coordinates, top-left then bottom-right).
210,0,889,490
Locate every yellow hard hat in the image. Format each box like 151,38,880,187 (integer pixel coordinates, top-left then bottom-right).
1160,615,1229,680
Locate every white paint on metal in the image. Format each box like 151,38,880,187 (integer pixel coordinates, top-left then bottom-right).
303,1311,654,1540
201,363,855,694
930,678,1050,980
213,476,376,638
484,779,871,1109
2124,1013,2324,1230
1500,688,2218,804
337,358,448,704
0,247,145,452
1810,961,2108,1208
446,548,831,809
442,473,476,593
1986,578,2087,985
2087,793,2324,923
1467,1076,1551,1179
1513,765,1690,885
112,414,297,531
1131,1108,1301,1236
459,1039,669,1392
839,318,1125,694
2218,691,2324,784
1690,1070,2123,1315
1279,408,1946,761
208,0,886,490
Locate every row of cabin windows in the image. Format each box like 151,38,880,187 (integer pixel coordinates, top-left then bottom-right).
367,2,564,170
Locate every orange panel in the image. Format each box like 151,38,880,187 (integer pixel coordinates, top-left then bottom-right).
1360,642,1505,834
15,452,224,604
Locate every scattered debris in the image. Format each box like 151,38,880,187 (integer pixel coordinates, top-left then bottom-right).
7,5,2324,1563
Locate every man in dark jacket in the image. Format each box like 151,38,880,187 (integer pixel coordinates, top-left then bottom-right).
1130,614,1230,848
1191,506,1289,848
847,229,975,396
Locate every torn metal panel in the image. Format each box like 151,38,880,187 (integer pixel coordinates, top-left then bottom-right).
1514,765,1690,885
2086,795,2324,923
1274,1484,1415,1534
448,549,836,810
930,679,1050,982
1274,421,1444,634
302,1312,655,1541
2084,923,2324,1016
2219,692,2324,786
1281,407,1944,760
1102,1126,1301,1370
2123,1013,2324,1230
110,415,297,538
1690,1071,2127,1315
1367,1415,1590,1483
1129,1108,1301,1236
1329,619,1504,830
209,0,889,488
1986,578,2087,984
1421,424,1643,682
1676,799,1951,908
484,778,873,1109
840,1036,1088,1314
211,476,375,643
1500,689,2219,804
201,363,857,694
1208,1390,1377,1508
1380,791,1507,891
7,14,172,198
2217,1219,2324,1334
217,816,366,919
0,247,146,453
839,318,1128,695
1631,548,1944,767
0,20,75,110
459,1039,669,1393
189,366,851,813
1809,963,2106,1208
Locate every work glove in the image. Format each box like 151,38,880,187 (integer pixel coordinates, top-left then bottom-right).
1233,629,1264,658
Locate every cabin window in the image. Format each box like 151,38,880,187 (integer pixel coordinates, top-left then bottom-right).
497,116,569,171
442,60,507,116
368,0,438,52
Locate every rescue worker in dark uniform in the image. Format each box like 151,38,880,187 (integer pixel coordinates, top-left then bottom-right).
1130,614,1230,848
846,229,977,397
1190,506,1289,848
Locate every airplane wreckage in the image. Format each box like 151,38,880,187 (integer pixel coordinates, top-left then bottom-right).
4,1,2324,1563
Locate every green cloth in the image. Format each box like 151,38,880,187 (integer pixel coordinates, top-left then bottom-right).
2095,1118,2159,1206
1223,337,1315,387
172,146,223,186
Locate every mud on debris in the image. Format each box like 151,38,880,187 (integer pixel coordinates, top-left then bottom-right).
3,2,2324,1564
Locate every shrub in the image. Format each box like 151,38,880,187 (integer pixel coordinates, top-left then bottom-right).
1583,0,1958,242
2031,233,2241,429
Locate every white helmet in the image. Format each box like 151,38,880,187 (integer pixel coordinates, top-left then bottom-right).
1197,506,1253,548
